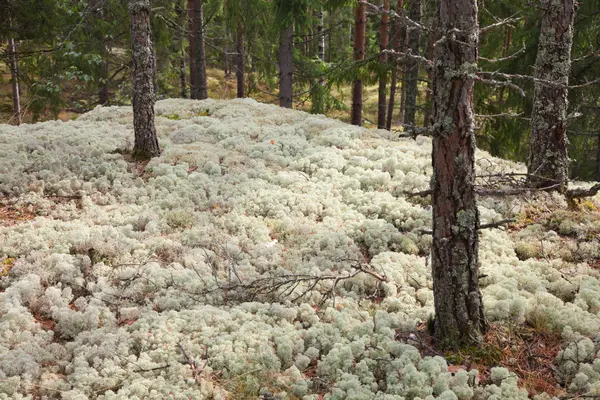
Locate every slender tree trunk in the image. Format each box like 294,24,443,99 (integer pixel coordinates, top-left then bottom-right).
527,0,575,190
423,0,438,127
6,36,22,125
187,0,196,94
190,0,207,99
377,0,390,129
351,2,366,126
179,52,187,98
403,0,421,128
177,2,188,98
279,25,293,108
386,0,404,130
236,22,245,98
398,27,409,125
431,0,485,348
327,10,334,63
129,0,160,159
318,10,325,63
596,133,600,182
498,27,512,105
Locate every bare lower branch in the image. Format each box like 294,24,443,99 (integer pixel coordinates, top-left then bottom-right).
566,183,600,199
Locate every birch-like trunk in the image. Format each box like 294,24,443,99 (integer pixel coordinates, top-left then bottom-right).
431,0,485,348
527,0,575,190
129,0,160,159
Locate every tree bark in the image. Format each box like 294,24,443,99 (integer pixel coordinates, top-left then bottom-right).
403,0,421,128
423,0,438,127
190,0,208,100
527,0,575,190
351,2,366,126
596,133,600,182
377,0,390,129
279,25,294,108
187,0,196,94
236,22,245,98
386,0,404,130
129,0,160,160
6,36,22,125
431,0,485,348
318,10,325,63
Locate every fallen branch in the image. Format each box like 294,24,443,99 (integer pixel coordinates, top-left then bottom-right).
566,183,600,199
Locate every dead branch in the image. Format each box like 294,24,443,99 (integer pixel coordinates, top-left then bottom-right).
479,43,526,63
566,183,600,199
479,16,523,34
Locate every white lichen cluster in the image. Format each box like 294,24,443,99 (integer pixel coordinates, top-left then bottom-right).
1,98,600,399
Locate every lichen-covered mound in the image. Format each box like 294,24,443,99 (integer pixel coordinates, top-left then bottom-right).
1,98,599,400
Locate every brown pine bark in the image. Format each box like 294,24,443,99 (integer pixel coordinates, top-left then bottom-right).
279,25,294,108
527,0,575,190
403,0,421,127
386,0,404,130
351,2,366,126
377,0,390,129
431,0,485,348
190,0,208,100
129,0,160,160
236,22,245,98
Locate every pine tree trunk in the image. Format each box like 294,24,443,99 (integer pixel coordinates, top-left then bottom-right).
179,52,187,98
377,0,390,129
279,25,293,108
6,36,22,125
236,22,245,98
190,0,208,100
498,27,512,105
527,0,575,190
423,0,438,127
187,0,196,94
351,2,366,126
177,1,188,98
327,10,333,63
596,134,600,182
129,0,160,160
403,0,421,128
318,10,325,63
431,0,485,348
386,0,404,130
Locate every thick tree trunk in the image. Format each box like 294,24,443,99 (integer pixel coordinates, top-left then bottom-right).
403,0,421,128
6,36,22,125
527,0,575,190
351,3,366,126
129,0,160,160
190,0,208,100
279,25,294,108
431,0,485,348
236,22,245,98
386,0,404,130
377,0,390,129
187,0,196,94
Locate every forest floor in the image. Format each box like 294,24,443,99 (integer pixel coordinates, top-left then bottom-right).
1,98,600,399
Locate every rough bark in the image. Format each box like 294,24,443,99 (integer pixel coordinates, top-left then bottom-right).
129,0,160,160
6,36,22,125
190,0,208,100
351,2,366,126
431,0,485,348
386,0,404,130
187,0,196,94
403,0,421,127
378,0,390,129
236,22,245,98
596,134,600,182
279,25,294,108
527,0,575,190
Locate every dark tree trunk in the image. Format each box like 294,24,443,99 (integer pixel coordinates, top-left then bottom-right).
318,10,325,63
279,25,293,108
403,0,421,128
527,0,575,190
351,2,366,126
423,0,438,127
236,22,245,98
190,0,208,100
6,36,22,125
177,1,188,98
431,0,485,348
187,0,196,94
179,52,187,98
596,134,600,182
377,0,390,129
386,0,404,130
129,0,160,160
498,27,512,106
